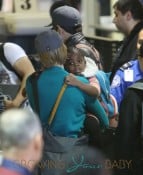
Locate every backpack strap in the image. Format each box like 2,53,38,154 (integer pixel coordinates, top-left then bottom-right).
76,43,103,70
0,43,21,79
28,71,41,115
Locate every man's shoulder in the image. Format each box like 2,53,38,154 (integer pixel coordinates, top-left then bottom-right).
119,60,135,71
129,79,143,91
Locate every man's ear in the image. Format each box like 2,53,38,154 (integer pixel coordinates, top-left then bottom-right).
126,11,132,21
57,25,65,34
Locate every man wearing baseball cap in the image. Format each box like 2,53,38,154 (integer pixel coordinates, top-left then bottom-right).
49,5,103,70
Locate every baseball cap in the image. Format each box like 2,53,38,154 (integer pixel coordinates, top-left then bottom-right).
50,5,82,34
35,29,63,54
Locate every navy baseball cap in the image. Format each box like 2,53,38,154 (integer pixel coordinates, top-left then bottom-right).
35,29,63,54
50,5,82,34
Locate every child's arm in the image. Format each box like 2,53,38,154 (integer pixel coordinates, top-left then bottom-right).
65,73,100,97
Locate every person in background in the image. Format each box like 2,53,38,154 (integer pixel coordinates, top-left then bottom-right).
110,30,143,109
0,42,35,110
110,0,143,83
113,43,143,175
0,0,13,12
0,108,43,175
49,5,103,70
137,28,143,49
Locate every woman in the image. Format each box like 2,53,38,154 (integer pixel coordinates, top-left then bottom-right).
26,29,109,138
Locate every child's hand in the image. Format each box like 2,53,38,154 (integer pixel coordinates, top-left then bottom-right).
65,73,81,87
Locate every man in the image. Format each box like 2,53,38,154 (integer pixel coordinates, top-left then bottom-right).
0,42,35,110
113,41,143,175
49,5,103,70
114,79,143,175
110,0,143,82
0,108,43,175
110,32,143,109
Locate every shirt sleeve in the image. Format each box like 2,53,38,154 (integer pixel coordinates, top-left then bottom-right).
86,97,109,128
3,42,27,66
110,71,125,108
88,76,101,95
78,76,109,128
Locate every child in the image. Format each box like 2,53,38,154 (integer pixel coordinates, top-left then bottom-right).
64,46,100,97
64,46,118,128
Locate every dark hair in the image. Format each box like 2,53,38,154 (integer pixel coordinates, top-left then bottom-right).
67,46,85,58
113,0,143,20
50,1,68,17
50,0,81,17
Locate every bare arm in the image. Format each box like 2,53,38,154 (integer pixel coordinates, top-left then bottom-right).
65,73,100,97
5,56,35,108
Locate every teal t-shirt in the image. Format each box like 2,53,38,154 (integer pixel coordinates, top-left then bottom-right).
26,66,108,137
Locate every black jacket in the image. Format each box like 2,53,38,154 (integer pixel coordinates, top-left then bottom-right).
114,79,143,175
110,21,143,83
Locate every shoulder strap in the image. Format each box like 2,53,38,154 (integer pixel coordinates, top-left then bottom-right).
48,83,67,125
29,72,67,126
0,43,21,79
29,72,41,115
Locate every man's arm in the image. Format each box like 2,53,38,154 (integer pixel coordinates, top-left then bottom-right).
110,71,125,109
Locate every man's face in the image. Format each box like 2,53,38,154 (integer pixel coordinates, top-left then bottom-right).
137,30,143,49
112,7,129,35
56,25,71,42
